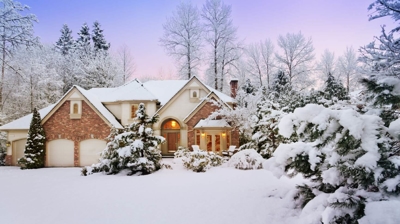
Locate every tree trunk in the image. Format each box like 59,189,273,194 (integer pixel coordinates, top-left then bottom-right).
0,40,5,112
214,42,218,90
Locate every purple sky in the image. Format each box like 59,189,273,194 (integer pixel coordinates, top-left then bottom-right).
18,0,394,79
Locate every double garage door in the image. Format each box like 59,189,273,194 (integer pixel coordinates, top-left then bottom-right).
47,139,106,167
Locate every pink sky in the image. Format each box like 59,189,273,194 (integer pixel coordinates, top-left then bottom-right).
19,0,395,79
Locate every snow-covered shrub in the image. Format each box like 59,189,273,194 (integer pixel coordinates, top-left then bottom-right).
174,146,190,158
181,148,224,172
0,148,5,166
268,104,400,223
18,108,46,169
209,152,223,167
84,103,165,176
182,148,210,172
228,149,263,170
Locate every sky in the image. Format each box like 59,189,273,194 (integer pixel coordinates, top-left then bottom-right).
18,0,395,79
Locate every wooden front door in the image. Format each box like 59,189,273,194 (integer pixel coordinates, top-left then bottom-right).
167,133,178,151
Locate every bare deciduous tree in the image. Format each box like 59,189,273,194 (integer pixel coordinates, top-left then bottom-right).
202,0,239,91
246,39,275,88
275,32,315,90
118,44,135,84
338,46,358,93
317,49,336,78
0,0,38,111
160,1,202,79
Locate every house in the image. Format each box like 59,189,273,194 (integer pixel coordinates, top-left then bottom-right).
0,76,239,167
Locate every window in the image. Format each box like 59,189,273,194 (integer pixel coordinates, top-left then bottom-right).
73,103,79,114
196,130,200,145
163,120,180,129
190,89,199,99
131,105,137,118
70,100,82,119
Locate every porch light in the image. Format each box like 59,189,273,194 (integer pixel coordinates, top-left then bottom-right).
222,132,226,137
201,133,205,137
6,141,10,147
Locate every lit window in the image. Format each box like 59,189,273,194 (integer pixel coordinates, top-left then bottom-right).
131,105,137,118
163,120,180,129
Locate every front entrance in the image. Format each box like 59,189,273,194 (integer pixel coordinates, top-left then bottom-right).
161,119,181,155
167,133,179,151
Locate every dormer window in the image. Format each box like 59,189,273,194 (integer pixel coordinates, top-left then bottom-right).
190,89,199,99
70,100,82,119
73,103,79,114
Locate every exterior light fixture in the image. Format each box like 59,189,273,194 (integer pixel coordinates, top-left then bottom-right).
201,133,205,137
222,132,226,137
6,141,11,147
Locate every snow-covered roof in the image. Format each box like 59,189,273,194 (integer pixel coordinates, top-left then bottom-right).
142,80,187,105
0,104,55,130
194,119,231,129
76,86,123,129
88,79,158,103
143,77,234,108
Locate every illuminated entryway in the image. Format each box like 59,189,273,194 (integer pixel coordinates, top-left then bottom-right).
161,119,181,154
194,119,232,154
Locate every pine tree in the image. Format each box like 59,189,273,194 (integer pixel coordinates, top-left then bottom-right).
55,24,75,55
92,21,110,54
323,72,349,101
18,108,46,169
272,104,399,223
76,23,92,57
86,103,165,176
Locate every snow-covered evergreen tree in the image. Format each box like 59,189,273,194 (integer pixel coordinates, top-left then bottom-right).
323,72,349,101
55,24,75,55
86,103,164,176
18,108,46,169
267,104,400,223
76,23,92,57
92,21,109,54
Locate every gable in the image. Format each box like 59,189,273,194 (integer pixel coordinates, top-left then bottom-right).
42,86,122,129
155,77,211,121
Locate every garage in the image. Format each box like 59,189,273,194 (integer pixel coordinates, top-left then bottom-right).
79,139,106,166
47,139,74,167
12,139,27,166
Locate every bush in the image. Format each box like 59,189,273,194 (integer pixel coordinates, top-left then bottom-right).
178,148,224,172
228,149,264,170
0,148,5,166
84,103,164,176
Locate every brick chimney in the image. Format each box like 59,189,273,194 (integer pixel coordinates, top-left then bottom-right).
230,79,238,98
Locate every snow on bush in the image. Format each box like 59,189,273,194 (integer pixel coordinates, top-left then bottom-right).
267,104,400,223
176,148,223,172
228,149,264,170
83,103,164,176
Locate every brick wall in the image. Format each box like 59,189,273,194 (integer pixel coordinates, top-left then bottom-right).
186,101,239,149
43,100,110,166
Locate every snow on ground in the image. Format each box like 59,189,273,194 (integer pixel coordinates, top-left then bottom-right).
0,159,304,224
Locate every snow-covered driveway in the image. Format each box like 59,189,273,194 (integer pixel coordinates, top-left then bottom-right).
0,160,302,224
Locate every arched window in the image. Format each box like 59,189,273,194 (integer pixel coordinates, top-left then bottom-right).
192,91,197,98
73,103,79,114
163,120,180,129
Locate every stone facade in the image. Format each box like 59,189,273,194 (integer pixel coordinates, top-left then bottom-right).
43,100,110,166
185,101,239,149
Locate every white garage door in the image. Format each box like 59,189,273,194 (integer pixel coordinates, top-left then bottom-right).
12,139,27,166
79,139,106,166
47,139,74,167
